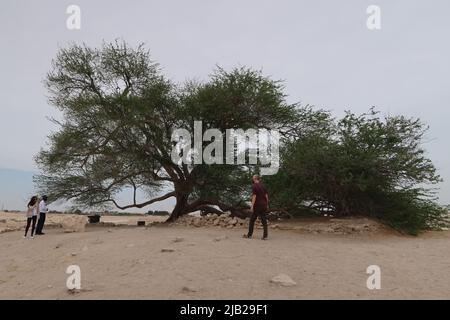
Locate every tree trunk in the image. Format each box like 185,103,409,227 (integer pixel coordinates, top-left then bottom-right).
166,193,189,222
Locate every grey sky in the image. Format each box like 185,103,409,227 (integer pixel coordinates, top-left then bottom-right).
0,0,449,211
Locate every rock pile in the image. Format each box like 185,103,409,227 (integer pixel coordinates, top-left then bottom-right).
174,212,271,230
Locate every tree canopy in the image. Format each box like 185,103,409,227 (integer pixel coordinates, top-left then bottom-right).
36,41,299,221
35,41,448,234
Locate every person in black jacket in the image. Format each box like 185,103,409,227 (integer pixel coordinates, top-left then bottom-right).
244,175,269,240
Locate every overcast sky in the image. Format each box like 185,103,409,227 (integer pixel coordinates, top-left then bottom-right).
0,0,449,211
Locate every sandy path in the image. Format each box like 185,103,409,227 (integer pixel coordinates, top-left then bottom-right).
1,224,449,300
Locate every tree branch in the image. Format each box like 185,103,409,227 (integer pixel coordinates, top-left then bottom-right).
107,191,176,210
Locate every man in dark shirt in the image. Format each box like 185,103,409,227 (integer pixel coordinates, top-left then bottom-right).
244,175,269,240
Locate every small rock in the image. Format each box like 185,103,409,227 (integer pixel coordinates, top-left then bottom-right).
270,274,296,287
213,219,220,226
193,218,202,227
172,237,184,243
214,235,228,242
181,286,198,293
223,217,232,223
67,288,81,295
71,252,77,257
161,248,175,253
92,239,104,244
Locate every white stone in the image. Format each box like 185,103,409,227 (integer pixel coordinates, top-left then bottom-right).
270,274,296,287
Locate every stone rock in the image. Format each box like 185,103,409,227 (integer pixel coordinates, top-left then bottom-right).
161,248,175,253
67,288,81,295
193,218,203,227
92,239,104,245
172,237,184,243
61,216,87,233
214,235,228,242
270,274,296,287
213,219,220,226
223,217,232,223
188,211,202,217
181,286,198,293
228,218,238,226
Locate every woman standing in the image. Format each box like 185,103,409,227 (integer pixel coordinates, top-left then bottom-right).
24,196,38,238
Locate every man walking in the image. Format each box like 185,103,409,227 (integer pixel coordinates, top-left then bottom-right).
36,195,48,235
244,175,269,240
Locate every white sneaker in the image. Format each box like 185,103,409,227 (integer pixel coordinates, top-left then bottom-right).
31,236,34,239
23,235,27,239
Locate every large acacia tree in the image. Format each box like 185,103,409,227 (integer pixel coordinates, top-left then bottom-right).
35,41,301,220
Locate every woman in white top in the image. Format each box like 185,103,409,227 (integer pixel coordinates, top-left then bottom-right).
24,196,38,238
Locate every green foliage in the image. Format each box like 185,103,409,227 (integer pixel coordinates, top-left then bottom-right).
36,41,447,233
147,210,170,216
266,108,448,234
35,41,298,219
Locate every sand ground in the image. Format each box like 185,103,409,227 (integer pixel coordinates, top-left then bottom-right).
0,212,449,299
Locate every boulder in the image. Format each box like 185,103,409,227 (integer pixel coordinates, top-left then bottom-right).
61,215,87,233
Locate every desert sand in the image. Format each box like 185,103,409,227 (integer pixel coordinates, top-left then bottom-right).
1,211,450,299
